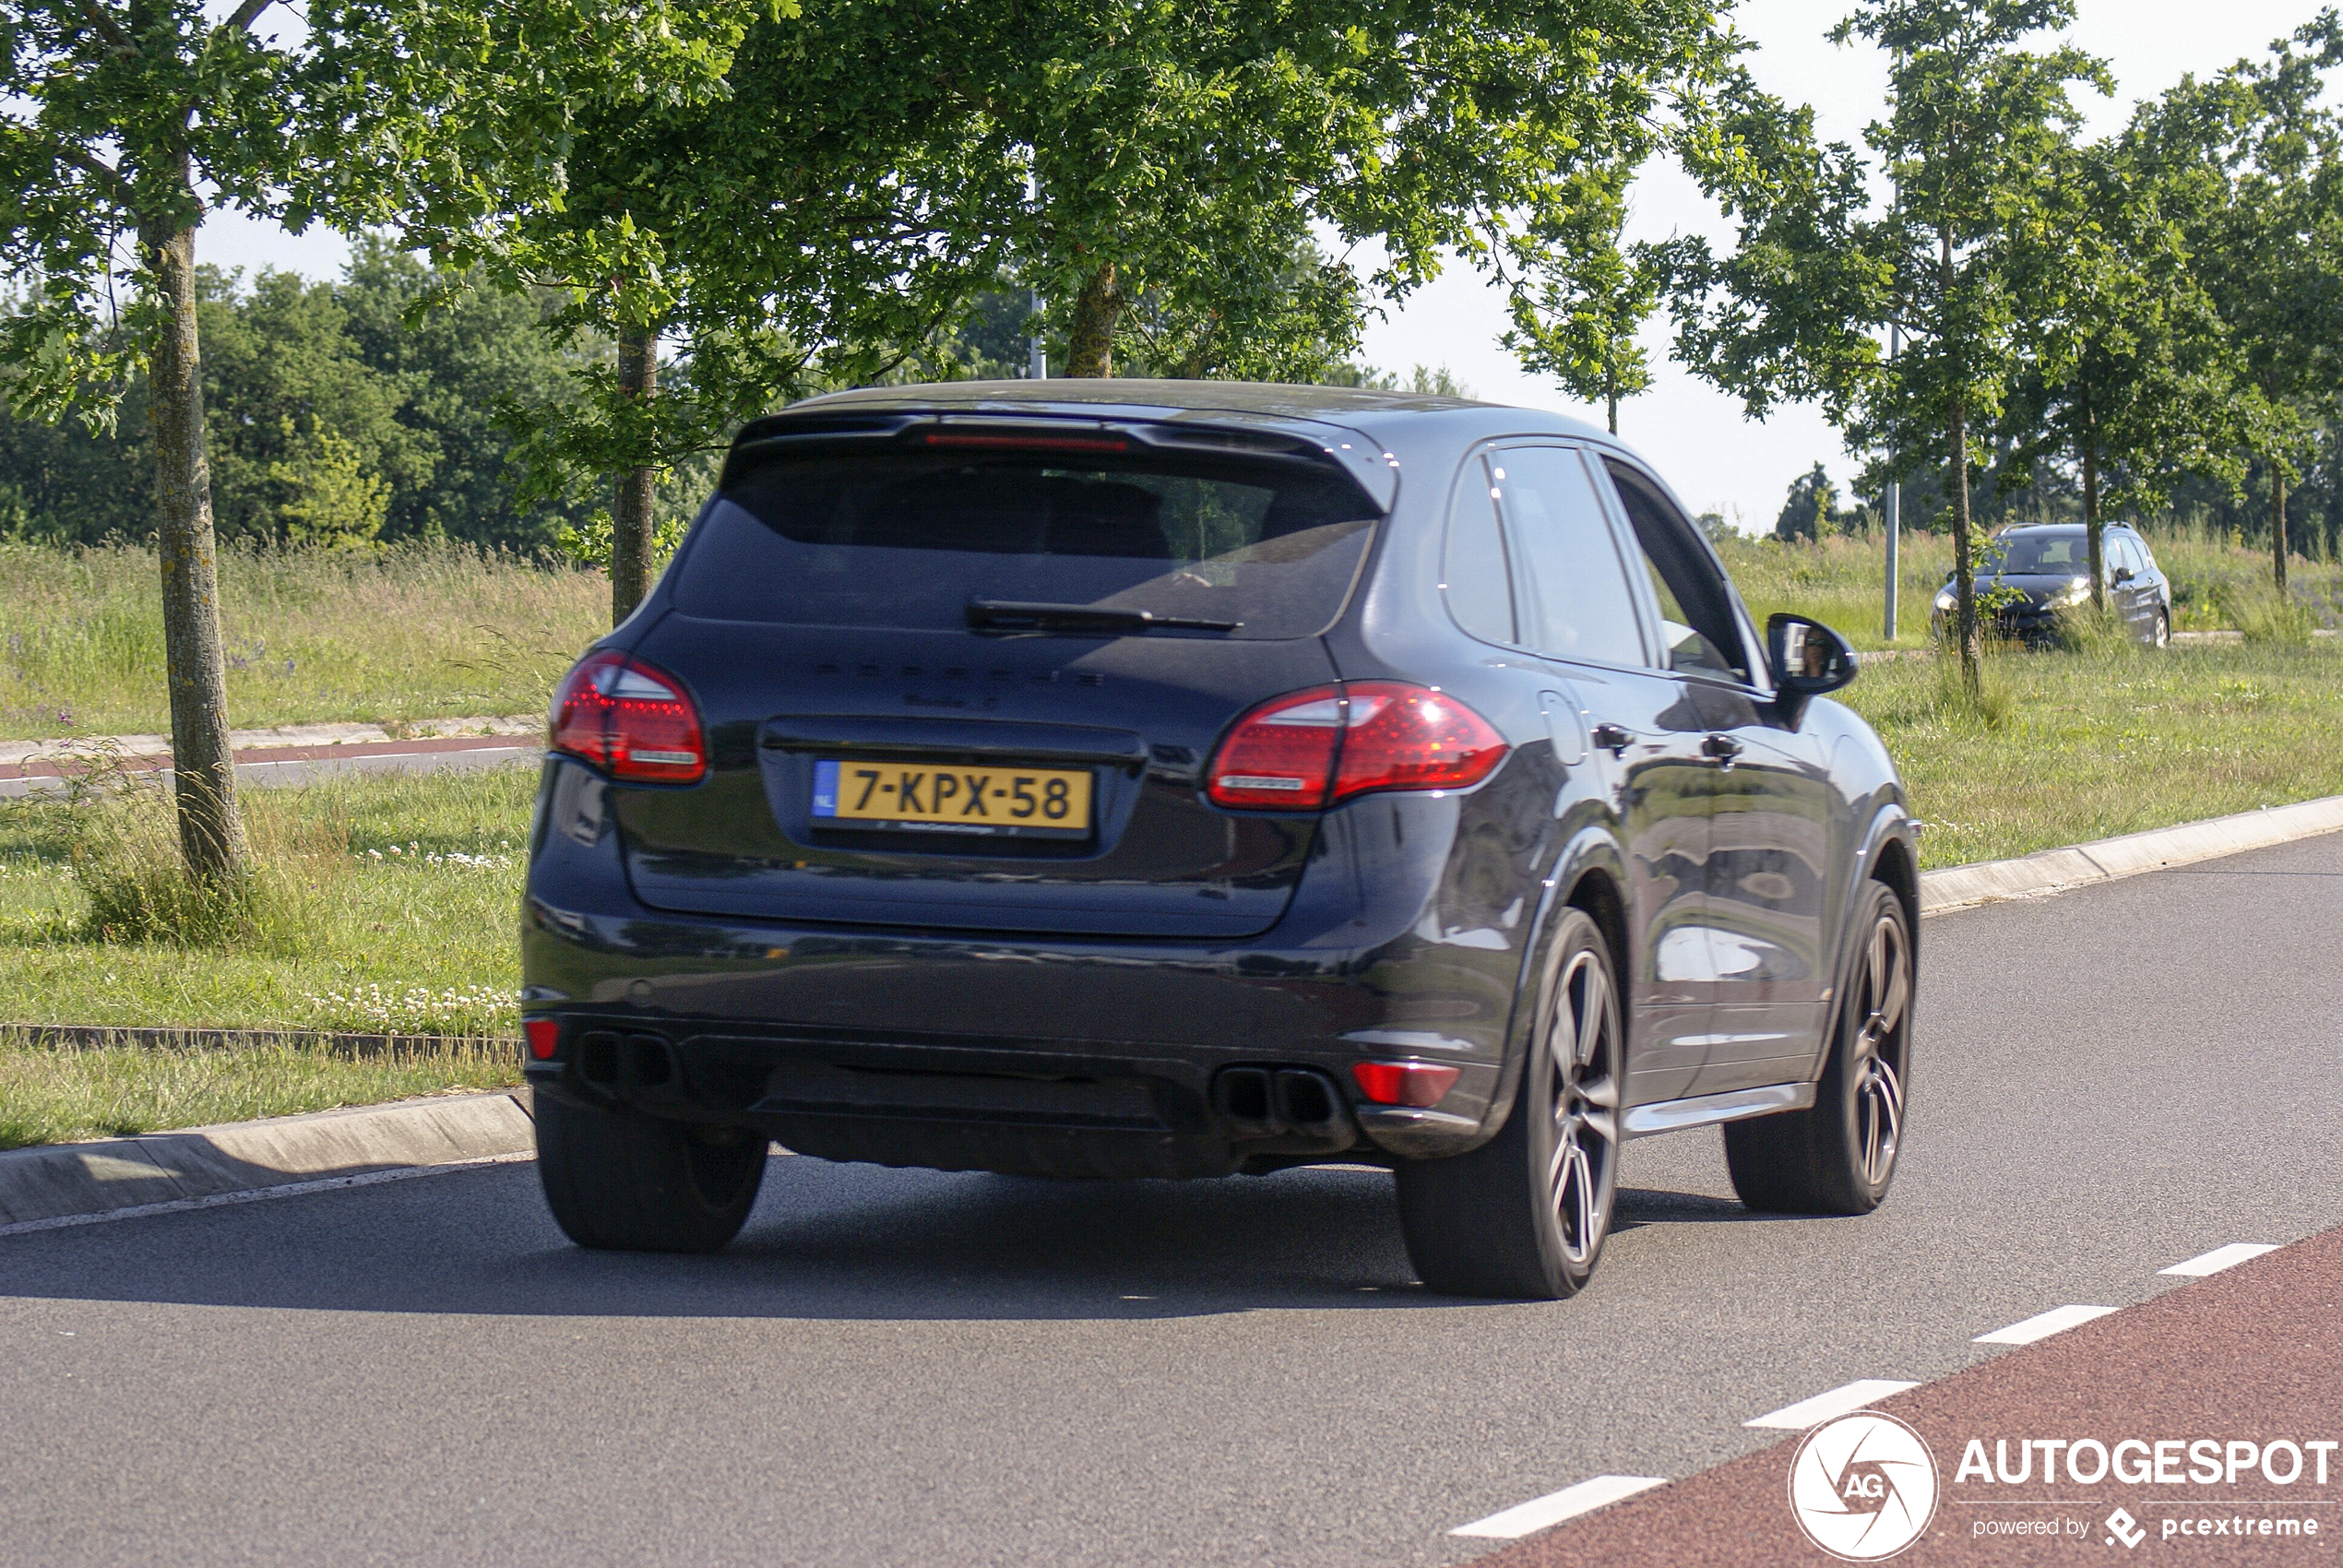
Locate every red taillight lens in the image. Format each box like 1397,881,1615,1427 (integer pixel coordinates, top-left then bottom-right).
523,1017,561,1061
550,650,706,784
1333,683,1509,801
1350,1061,1462,1108
1205,683,1507,811
1204,686,1345,808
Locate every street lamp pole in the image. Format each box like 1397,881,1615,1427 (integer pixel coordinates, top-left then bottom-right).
1885,324,1901,642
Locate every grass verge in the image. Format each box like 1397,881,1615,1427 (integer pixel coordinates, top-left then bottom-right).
0,1033,518,1151
1840,638,2343,869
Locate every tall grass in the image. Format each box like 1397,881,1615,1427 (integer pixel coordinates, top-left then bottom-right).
0,540,608,739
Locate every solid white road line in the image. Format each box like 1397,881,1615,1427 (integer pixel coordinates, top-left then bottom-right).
1745,1379,1920,1430
1974,1304,2118,1345
1450,1476,1669,1539
0,1151,539,1237
2160,1242,2279,1277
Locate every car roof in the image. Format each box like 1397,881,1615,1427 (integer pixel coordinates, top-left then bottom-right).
1997,521,2137,535
768,377,1613,444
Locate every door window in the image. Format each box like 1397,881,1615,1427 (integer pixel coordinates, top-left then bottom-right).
1493,446,1647,667
1445,455,1516,644
1603,461,1752,683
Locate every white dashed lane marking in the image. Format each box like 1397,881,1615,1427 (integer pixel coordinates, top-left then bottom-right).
1974,1304,2118,1346
1449,1476,1669,1539
1744,1378,1919,1431
2160,1242,2279,1277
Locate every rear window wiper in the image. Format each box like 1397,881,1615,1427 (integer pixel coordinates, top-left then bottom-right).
966,599,1242,635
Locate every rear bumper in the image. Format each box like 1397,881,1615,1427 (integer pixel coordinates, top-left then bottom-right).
521,763,1522,1176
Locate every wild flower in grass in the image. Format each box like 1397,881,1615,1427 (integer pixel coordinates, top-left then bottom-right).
301,981,517,1034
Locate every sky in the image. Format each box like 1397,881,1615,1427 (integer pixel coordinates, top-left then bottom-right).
194,0,2335,530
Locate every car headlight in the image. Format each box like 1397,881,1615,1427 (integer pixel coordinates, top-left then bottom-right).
2052,578,2090,606
1933,589,1956,612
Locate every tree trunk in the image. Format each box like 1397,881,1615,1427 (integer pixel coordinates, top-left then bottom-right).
1949,400,1981,695
1605,361,1619,435
141,192,247,885
2273,463,2289,594
611,324,659,625
2081,424,2104,613
1064,263,1121,378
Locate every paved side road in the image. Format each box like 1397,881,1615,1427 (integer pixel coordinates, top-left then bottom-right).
1,833,2341,1566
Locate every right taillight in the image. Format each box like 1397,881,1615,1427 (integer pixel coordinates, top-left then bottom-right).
550,650,707,784
1205,682,1507,811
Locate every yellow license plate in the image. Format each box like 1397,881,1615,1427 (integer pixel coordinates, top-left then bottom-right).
810,758,1094,838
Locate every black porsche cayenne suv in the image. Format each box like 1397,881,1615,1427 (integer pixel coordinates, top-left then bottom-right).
519,381,1920,1300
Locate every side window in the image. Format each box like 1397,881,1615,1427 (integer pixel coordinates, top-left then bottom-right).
2133,537,2160,576
1494,445,1647,667
1444,454,1516,644
1603,459,1751,683
2112,536,2144,576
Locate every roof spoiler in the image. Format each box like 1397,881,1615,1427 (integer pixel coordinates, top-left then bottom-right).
718,410,1399,511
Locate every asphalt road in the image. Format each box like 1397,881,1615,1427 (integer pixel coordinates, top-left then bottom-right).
5,832,2343,1568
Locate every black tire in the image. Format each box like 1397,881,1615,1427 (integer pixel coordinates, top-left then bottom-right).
537,1093,768,1253
1396,908,1623,1300
1724,880,1911,1216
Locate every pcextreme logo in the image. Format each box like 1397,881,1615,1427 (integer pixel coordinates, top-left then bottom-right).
1788,1410,1943,1562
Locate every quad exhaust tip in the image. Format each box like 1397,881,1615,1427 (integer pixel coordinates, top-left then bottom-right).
1212,1065,1348,1141
576,1030,679,1093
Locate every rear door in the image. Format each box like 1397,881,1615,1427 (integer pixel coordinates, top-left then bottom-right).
613,428,1381,938
1487,443,1719,1107
1600,459,1834,1094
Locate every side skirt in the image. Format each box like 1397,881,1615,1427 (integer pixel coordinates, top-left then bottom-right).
1622,1082,1817,1140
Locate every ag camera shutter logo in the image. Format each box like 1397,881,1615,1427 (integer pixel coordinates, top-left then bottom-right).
1788,1410,1942,1561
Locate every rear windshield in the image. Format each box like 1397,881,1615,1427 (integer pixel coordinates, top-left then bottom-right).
670,449,1380,639
1987,534,2087,574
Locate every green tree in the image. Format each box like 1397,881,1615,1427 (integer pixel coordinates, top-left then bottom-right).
2183,17,2343,592
1668,0,2108,692
1999,116,2239,611
1776,462,1841,542
1504,161,1666,434
0,0,762,879
425,0,1014,624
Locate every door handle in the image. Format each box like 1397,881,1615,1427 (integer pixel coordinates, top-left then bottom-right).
1702,733,1744,768
1590,722,1635,756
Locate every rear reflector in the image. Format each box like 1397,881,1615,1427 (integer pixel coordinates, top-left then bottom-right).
550,651,707,784
1350,1061,1462,1108
1206,683,1506,811
523,1017,561,1061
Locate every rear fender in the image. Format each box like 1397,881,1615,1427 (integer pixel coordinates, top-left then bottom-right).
1801,802,1920,1083
1471,820,1633,1151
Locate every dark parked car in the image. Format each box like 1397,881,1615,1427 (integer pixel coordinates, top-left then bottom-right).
520,381,1920,1299
1931,522,2171,647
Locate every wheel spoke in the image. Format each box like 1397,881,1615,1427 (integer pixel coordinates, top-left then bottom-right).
1574,959,1609,1068
1875,926,1910,1034
1570,1145,1596,1252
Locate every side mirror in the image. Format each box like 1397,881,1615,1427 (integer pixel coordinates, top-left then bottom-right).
1769,613,1857,722
2112,566,2135,584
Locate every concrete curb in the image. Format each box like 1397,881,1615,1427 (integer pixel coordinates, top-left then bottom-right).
0,1090,535,1236
1918,793,2343,915
2,1023,519,1058
0,714,541,768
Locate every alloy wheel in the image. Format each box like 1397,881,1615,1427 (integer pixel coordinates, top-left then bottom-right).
1548,947,1622,1267
1851,911,1910,1189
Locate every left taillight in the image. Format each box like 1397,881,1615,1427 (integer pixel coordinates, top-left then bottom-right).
550,650,707,784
